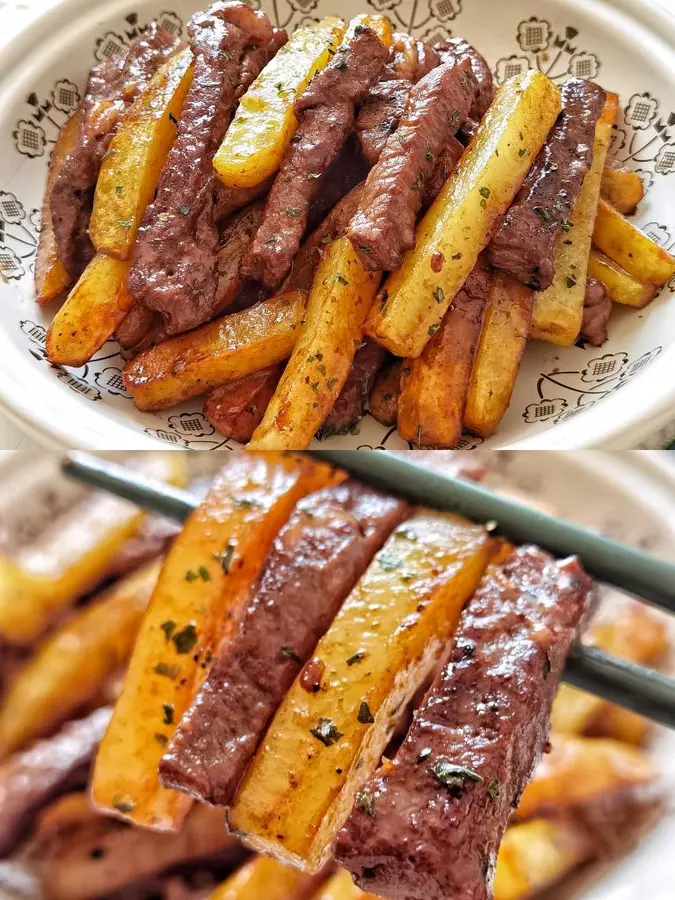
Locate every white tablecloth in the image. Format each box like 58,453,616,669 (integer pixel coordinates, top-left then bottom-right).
1,0,673,451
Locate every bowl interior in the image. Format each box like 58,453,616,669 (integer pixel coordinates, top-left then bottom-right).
1,0,674,449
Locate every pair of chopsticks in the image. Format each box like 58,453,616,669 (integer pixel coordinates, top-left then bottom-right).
62,450,675,730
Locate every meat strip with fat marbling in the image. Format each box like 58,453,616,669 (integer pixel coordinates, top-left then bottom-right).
0,707,111,856
335,546,592,900
240,25,388,290
488,78,606,290
581,276,612,347
50,23,180,277
348,60,478,272
127,2,274,336
159,481,409,806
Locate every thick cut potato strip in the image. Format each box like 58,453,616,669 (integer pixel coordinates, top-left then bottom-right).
593,196,675,285
587,249,656,308
345,13,393,44
46,254,132,366
92,453,337,831
600,165,644,215
531,93,617,345
464,274,533,438
229,512,491,870
247,237,380,450
0,561,160,759
494,819,593,900
209,857,321,900
0,453,185,647
364,70,561,358
214,17,345,189
515,735,656,822
89,48,194,258
35,111,82,304
123,291,307,412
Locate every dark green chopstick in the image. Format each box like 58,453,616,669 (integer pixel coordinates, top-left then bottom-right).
306,450,675,614
60,451,675,730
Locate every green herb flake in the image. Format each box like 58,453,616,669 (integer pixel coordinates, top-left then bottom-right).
310,717,343,746
429,758,483,796
234,497,262,509
321,233,334,245
162,703,175,726
378,552,402,571
185,569,199,583
566,276,577,289
561,219,573,232
172,623,198,655
198,565,211,582
395,527,418,541
333,273,349,286
411,172,424,191
214,542,236,574
518,148,527,158
326,377,337,390
357,701,375,724
160,620,176,642
307,172,321,179
452,252,463,260
281,645,304,665
357,243,372,255
425,147,435,162
115,185,124,196
347,650,366,666
154,662,180,680
486,778,501,800
355,789,376,816
534,206,554,224
311,381,320,394
433,286,445,304
155,732,169,746
178,204,191,216
112,797,135,814
479,187,491,199
286,207,301,218
118,218,133,230
428,324,439,336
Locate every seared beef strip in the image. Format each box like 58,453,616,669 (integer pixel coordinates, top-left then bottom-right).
581,276,612,347
127,2,274,336
240,25,388,290
435,37,494,120
160,481,408,806
369,359,402,427
213,202,265,317
50,23,180,277
355,77,412,166
317,341,387,438
204,364,284,443
348,60,478,272
335,547,591,900
0,707,111,857
488,78,606,291
235,28,287,99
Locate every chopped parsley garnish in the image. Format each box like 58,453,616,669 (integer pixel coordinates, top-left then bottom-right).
355,789,376,816
155,732,169,746
310,717,343,746
487,778,501,800
154,662,180,680
534,206,554,224
433,286,445,304
561,219,573,232
112,797,135,814
286,207,301,217
115,185,124,196
347,650,366,666
479,187,491,199
333,273,349,285
452,252,462,260
214,542,235,574
425,147,434,162
566,276,577,289
234,496,261,509
428,323,439,336
162,704,174,725
198,565,211,581
160,620,176,642
378,552,402,571
518,148,527,157
178,204,191,215
172,624,198,655
428,758,483,795
357,701,375,724
118,218,133,230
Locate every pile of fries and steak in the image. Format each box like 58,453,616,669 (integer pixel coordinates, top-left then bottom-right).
37,2,675,448
0,451,670,900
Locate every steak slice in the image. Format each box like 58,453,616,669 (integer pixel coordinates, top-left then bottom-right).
355,76,412,166
159,481,409,806
435,37,495,120
581,276,612,347
0,707,111,856
204,364,284,443
488,78,606,290
240,25,388,290
317,341,387,439
348,60,478,272
50,23,180,277
335,547,592,900
236,28,287,99
127,2,274,336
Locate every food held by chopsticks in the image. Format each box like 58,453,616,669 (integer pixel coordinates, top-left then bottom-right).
0,451,672,900
37,2,675,445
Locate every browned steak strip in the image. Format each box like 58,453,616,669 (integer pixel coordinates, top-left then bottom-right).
435,37,495,120
581,276,612,347
213,201,265,317
0,707,111,856
348,60,478,272
390,33,440,83
335,547,591,900
488,79,606,291
317,340,387,439
159,482,409,806
50,23,180,277
204,365,284,443
240,26,388,290
355,76,412,166
127,2,274,336
369,359,402,427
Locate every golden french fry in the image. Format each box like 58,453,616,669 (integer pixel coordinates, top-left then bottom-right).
587,249,657,308
0,453,185,647
46,254,132,366
0,561,160,759
464,274,533,438
123,291,307,412
531,93,618,345
365,71,561,358
214,17,345,189
209,856,321,900
600,165,645,215
593,196,675,286
35,111,82,304
248,237,380,450
230,512,491,870
89,48,194,258
92,452,337,831
345,13,393,44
